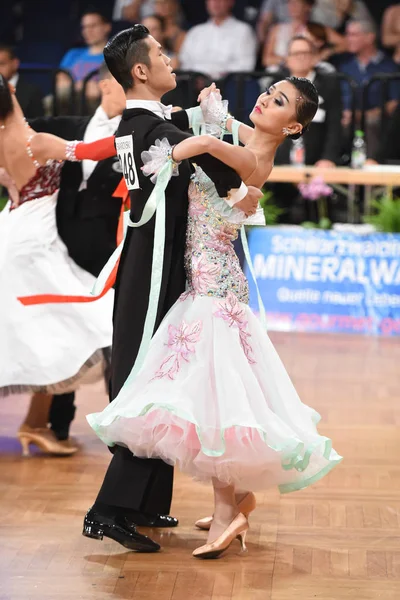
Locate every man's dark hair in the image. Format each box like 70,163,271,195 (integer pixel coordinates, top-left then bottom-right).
104,25,150,92
0,44,17,60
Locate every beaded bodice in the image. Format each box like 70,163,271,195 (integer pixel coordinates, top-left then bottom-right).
185,167,249,304
12,161,63,210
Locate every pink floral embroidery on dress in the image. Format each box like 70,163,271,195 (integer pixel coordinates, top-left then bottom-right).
214,292,255,364
191,256,220,294
179,290,196,302
153,320,203,380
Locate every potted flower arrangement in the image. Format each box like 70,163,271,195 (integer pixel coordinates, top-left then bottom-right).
298,176,333,230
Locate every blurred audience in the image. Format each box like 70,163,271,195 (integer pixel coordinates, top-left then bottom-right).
312,0,373,33
0,44,44,118
262,0,346,68
305,22,337,71
142,14,179,68
257,0,290,42
179,0,257,79
369,102,400,163
113,0,155,21
57,10,111,103
382,4,400,64
154,0,186,55
339,19,400,158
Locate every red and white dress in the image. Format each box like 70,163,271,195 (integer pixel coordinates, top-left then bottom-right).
0,158,114,396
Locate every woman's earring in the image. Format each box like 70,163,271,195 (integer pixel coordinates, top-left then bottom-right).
282,128,290,136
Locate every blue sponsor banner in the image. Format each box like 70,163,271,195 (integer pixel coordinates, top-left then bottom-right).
245,227,400,336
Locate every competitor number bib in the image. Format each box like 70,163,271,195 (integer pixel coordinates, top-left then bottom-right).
116,135,140,190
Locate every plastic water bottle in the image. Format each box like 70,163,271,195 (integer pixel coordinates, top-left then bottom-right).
351,130,366,169
290,137,305,167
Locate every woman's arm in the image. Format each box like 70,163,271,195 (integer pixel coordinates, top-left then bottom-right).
382,6,400,48
30,132,116,164
262,26,282,68
225,118,254,145
325,27,347,55
171,135,257,182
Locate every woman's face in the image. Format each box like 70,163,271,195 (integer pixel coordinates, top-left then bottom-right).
250,81,302,138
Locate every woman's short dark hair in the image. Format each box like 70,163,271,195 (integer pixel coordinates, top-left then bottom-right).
285,76,319,139
0,74,13,121
104,25,150,92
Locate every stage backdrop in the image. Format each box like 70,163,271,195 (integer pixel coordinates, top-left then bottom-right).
245,227,400,336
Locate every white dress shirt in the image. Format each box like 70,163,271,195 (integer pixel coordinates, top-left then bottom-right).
179,16,257,80
82,106,121,184
125,99,248,204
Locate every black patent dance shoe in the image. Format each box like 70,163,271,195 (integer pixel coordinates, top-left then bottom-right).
130,512,179,528
82,508,160,552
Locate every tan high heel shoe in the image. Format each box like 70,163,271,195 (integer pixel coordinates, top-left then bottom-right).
192,513,249,559
195,491,256,531
17,424,78,457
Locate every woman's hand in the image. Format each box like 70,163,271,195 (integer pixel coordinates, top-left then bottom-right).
197,82,221,104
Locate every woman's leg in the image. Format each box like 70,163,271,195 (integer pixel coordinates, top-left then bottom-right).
21,392,53,428
207,478,239,543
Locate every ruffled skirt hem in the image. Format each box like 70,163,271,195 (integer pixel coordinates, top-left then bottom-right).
1,347,110,397
88,403,342,494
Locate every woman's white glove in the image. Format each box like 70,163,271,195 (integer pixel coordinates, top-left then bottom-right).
200,90,230,138
141,138,181,184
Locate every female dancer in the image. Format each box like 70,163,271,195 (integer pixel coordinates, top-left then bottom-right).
88,76,343,558
0,76,116,456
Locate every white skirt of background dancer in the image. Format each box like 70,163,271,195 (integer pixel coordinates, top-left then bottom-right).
0,190,114,396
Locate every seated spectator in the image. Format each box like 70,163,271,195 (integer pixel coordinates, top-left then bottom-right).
113,0,155,22
382,4,400,64
0,44,44,118
262,0,346,68
57,10,111,103
339,20,400,155
368,102,400,163
305,22,337,70
142,14,179,69
312,0,373,33
179,0,257,80
257,0,291,42
154,0,186,55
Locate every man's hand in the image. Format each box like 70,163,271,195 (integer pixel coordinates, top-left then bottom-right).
315,160,336,169
365,158,379,166
235,186,263,216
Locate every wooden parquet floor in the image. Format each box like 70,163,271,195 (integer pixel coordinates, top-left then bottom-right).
1,332,400,600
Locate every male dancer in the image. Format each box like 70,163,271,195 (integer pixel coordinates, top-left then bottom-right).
26,64,125,444
82,25,261,552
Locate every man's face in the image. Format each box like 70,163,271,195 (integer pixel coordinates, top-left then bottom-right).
0,51,19,81
206,0,234,19
346,22,373,54
81,13,111,47
141,35,177,95
286,39,316,75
